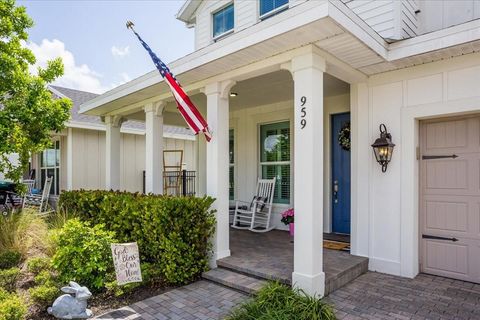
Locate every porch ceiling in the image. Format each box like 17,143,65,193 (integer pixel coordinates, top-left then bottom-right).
80,0,480,117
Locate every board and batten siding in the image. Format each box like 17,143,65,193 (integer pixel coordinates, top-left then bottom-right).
34,128,197,194
342,0,418,40
223,93,350,231
193,0,308,50
350,52,480,277
417,0,480,35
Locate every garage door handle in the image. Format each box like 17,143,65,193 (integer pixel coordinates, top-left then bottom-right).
422,234,459,242
422,154,458,160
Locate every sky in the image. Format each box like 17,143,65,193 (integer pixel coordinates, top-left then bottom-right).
18,0,194,94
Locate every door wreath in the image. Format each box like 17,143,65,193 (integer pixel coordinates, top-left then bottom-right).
338,122,351,151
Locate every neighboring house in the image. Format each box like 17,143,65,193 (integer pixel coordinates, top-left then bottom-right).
31,85,196,196
80,0,480,296
0,154,19,181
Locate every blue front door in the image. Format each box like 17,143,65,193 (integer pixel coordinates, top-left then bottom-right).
331,113,351,234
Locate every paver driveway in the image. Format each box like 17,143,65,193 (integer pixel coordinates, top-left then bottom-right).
326,272,480,320
96,272,480,319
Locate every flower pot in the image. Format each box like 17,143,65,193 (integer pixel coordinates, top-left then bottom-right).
289,223,294,236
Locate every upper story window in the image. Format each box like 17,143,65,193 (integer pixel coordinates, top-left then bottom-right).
260,0,289,19
213,3,234,40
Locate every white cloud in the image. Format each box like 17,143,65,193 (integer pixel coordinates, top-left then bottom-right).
111,45,130,57
25,39,108,94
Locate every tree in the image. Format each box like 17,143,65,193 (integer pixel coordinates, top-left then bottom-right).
0,0,71,183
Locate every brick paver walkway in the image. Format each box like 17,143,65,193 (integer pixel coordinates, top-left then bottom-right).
95,281,248,320
326,272,480,320
96,271,480,320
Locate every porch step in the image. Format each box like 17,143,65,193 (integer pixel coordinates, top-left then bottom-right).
202,267,268,295
217,258,291,285
324,255,369,295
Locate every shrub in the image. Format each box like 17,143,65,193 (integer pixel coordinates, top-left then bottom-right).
0,268,20,292
0,289,27,320
29,284,59,308
59,190,216,285
34,270,56,286
51,219,116,291
0,251,21,270
227,282,336,320
26,257,51,275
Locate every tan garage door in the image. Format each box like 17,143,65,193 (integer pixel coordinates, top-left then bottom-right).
420,116,480,283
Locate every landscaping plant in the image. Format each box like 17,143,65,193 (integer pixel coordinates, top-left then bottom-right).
0,288,26,320
51,219,117,291
59,190,216,285
227,282,336,320
0,268,20,292
0,251,21,270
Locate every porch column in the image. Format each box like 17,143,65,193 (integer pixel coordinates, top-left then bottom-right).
144,102,165,194
291,49,326,297
205,81,234,267
105,115,123,190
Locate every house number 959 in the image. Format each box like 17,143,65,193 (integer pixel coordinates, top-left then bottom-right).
300,96,307,129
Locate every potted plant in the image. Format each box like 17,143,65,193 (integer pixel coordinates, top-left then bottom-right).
281,208,294,236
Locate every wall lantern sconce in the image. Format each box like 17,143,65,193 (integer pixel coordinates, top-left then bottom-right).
371,124,395,173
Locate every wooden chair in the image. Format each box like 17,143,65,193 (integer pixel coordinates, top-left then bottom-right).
232,178,276,233
23,177,53,214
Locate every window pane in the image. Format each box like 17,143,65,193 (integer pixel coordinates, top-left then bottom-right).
260,0,288,16
261,164,290,204
213,4,234,37
260,122,290,163
229,129,234,164
229,166,234,200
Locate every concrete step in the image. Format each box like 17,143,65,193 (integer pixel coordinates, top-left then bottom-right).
202,267,268,295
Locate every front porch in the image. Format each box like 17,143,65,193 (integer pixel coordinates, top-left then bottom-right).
204,228,368,296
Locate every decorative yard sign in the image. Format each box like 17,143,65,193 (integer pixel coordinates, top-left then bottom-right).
111,243,142,285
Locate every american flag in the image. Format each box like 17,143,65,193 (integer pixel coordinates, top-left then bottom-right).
128,22,212,142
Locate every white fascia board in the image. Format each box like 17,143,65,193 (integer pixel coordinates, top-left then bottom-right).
176,0,201,23
388,19,480,61
66,121,195,140
48,86,68,98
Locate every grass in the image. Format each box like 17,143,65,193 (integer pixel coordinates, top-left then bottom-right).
227,282,336,320
0,210,51,259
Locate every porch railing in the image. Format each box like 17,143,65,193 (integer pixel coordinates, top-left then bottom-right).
142,170,196,196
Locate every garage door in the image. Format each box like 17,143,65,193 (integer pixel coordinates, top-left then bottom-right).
420,116,480,283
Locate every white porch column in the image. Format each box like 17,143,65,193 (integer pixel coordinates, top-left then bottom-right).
66,127,73,191
291,49,326,297
105,115,123,190
144,102,165,194
205,81,235,267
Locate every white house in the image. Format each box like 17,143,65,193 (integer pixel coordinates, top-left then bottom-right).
80,0,480,296
31,86,197,196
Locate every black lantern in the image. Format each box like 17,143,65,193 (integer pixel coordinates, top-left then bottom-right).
371,124,395,172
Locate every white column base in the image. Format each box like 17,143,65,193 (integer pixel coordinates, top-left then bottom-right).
209,249,232,268
292,271,325,297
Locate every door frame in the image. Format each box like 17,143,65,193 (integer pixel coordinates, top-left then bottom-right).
330,112,351,234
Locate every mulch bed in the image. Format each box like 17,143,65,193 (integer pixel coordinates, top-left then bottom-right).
25,281,174,320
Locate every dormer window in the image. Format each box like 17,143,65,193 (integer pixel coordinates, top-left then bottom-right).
260,0,289,19
213,3,234,40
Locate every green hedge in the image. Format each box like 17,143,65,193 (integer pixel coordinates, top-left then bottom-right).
58,190,216,285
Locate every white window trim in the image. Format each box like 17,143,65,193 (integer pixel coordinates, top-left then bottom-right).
212,2,235,42
259,1,289,21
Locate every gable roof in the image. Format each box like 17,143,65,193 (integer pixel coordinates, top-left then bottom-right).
49,85,194,139
176,0,202,23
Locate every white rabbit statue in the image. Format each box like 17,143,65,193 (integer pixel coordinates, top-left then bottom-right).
47,281,93,319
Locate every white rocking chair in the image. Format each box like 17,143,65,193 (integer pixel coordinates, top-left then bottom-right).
232,178,276,233
23,177,53,214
